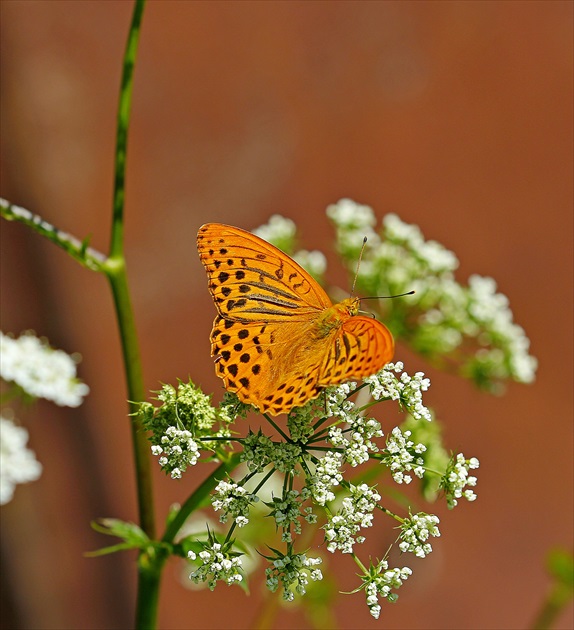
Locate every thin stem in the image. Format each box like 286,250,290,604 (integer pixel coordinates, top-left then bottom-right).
0,198,106,271
109,0,144,258
103,0,152,538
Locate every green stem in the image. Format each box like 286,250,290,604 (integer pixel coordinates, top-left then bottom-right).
102,2,158,628
103,0,151,536
0,198,106,271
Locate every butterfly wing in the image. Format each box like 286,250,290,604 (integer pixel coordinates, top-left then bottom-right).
197,223,332,322
211,315,323,415
317,316,394,387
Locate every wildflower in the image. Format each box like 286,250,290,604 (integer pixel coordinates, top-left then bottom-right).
326,202,537,391
325,382,359,420
240,430,274,472
362,559,412,619
0,331,89,407
366,363,432,422
307,451,344,505
253,215,297,253
398,512,441,558
329,413,383,467
324,483,381,554
441,453,480,508
211,479,258,527
152,426,199,479
0,415,43,504
381,427,427,484
326,198,381,252
188,533,244,589
293,249,327,282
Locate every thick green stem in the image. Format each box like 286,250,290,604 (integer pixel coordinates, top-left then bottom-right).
104,257,154,537
105,0,152,538
104,2,159,628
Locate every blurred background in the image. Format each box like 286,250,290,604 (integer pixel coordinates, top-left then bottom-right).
1,1,572,628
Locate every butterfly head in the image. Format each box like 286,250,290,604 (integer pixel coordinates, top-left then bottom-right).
337,297,361,317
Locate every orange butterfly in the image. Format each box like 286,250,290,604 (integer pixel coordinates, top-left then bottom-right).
197,223,394,416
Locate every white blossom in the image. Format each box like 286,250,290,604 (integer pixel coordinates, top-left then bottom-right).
211,479,257,526
363,559,413,619
441,453,480,508
253,214,296,244
0,331,89,407
0,415,42,504
382,427,427,484
188,540,243,589
152,426,199,478
324,483,381,554
398,512,441,558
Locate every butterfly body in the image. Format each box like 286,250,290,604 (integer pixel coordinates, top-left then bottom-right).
198,223,394,415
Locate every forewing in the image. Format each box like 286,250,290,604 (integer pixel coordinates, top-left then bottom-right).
198,223,331,322
211,316,323,415
317,316,394,386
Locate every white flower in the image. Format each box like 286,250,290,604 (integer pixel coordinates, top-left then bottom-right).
307,451,343,505
324,483,381,554
366,364,432,422
382,427,427,484
363,559,412,618
253,215,296,244
152,426,200,477
0,332,89,407
0,415,43,504
211,479,257,526
441,453,480,508
293,250,327,278
189,538,244,588
398,512,441,558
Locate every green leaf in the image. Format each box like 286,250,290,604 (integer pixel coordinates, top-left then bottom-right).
91,518,149,547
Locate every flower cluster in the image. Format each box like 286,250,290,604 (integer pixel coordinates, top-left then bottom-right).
441,453,480,509
253,214,297,253
264,549,323,601
0,331,89,407
324,483,381,554
141,380,233,476
328,413,383,467
398,512,441,558
362,559,413,619
382,426,427,484
325,199,537,391
0,415,43,505
366,362,432,421
188,535,244,589
211,479,258,527
307,451,344,505
151,426,200,479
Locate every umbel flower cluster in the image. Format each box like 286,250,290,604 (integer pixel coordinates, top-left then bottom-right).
139,203,536,619
142,365,475,618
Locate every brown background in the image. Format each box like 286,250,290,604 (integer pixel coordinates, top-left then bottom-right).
1,1,572,629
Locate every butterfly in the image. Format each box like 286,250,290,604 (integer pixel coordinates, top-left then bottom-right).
197,223,394,416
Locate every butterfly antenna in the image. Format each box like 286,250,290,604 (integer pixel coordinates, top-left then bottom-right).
360,291,415,300
350,237,368,297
